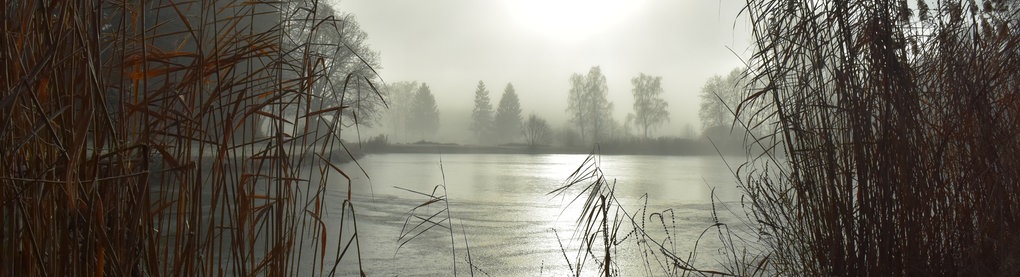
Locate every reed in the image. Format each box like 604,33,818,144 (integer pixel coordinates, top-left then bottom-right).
395,159,478,277
550,151,630,277
557,2,1018,275
737,0,1020,275
2,0,378,275
551,149,767,277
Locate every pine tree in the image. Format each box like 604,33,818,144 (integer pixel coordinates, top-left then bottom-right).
493,83,523,144
408,83,439,141
469,81,493,144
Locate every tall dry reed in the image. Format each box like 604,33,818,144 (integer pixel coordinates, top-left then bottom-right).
562,1,1019,276
2,1,378,275
738,0,1020,275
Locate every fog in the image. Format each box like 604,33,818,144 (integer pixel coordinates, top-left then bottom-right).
336,0,753,143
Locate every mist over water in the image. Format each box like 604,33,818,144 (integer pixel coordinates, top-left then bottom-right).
316,153,749,275
11,0,1014,275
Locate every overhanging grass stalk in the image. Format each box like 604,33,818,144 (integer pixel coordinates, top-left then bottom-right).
2,1,379,275
739,0,1020,275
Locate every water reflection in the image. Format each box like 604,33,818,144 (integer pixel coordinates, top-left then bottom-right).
318,153,745,275
343,153,740,202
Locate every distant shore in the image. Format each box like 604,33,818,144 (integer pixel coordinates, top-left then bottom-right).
354,141,732,157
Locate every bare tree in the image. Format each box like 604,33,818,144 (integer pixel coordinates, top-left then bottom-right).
522,114,553,146
630,73,669,138
567,66,614,144
278,4,383,129
698,68,745,132
567,73,588,142
382,81,420,142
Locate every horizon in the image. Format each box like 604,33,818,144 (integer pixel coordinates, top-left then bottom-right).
335,0,753,143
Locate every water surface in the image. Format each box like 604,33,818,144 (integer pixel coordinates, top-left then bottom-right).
319,153,750,276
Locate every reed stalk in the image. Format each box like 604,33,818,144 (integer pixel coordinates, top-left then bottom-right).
2,0,378,275
558,2,1017,275
738,0,1020,275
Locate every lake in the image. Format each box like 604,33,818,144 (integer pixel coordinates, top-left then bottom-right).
317,153,754,276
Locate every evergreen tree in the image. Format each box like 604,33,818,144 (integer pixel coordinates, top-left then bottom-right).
469,81,493,143
408,84,439,141
493,83,523,144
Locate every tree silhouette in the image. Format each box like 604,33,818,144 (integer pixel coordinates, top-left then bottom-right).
493,83,523,144
382,81,420,142
698,68,744,132
469,81,494,144
522,114,553,147
630,73,669,138
567,74,588,142
567,66,614,144
407,84,439,141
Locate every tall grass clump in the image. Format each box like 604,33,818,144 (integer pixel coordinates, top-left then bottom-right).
738,0,1020,275
2,0,380,276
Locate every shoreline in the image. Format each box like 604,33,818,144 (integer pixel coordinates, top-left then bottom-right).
354,142,732,156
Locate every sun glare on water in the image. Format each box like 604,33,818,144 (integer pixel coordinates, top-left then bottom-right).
502,0,644,43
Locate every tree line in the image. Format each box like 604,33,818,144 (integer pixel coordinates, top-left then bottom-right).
377,66,718,146
379,65,753,148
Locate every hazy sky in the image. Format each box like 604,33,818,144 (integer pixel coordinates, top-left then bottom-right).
335,0,752,140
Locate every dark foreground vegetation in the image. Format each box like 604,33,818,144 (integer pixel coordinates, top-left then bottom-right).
3,0,1018,276
737,0,1020,275
503,0,1020,276
2,1,376,275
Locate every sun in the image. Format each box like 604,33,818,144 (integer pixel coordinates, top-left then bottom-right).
502,0,643,43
